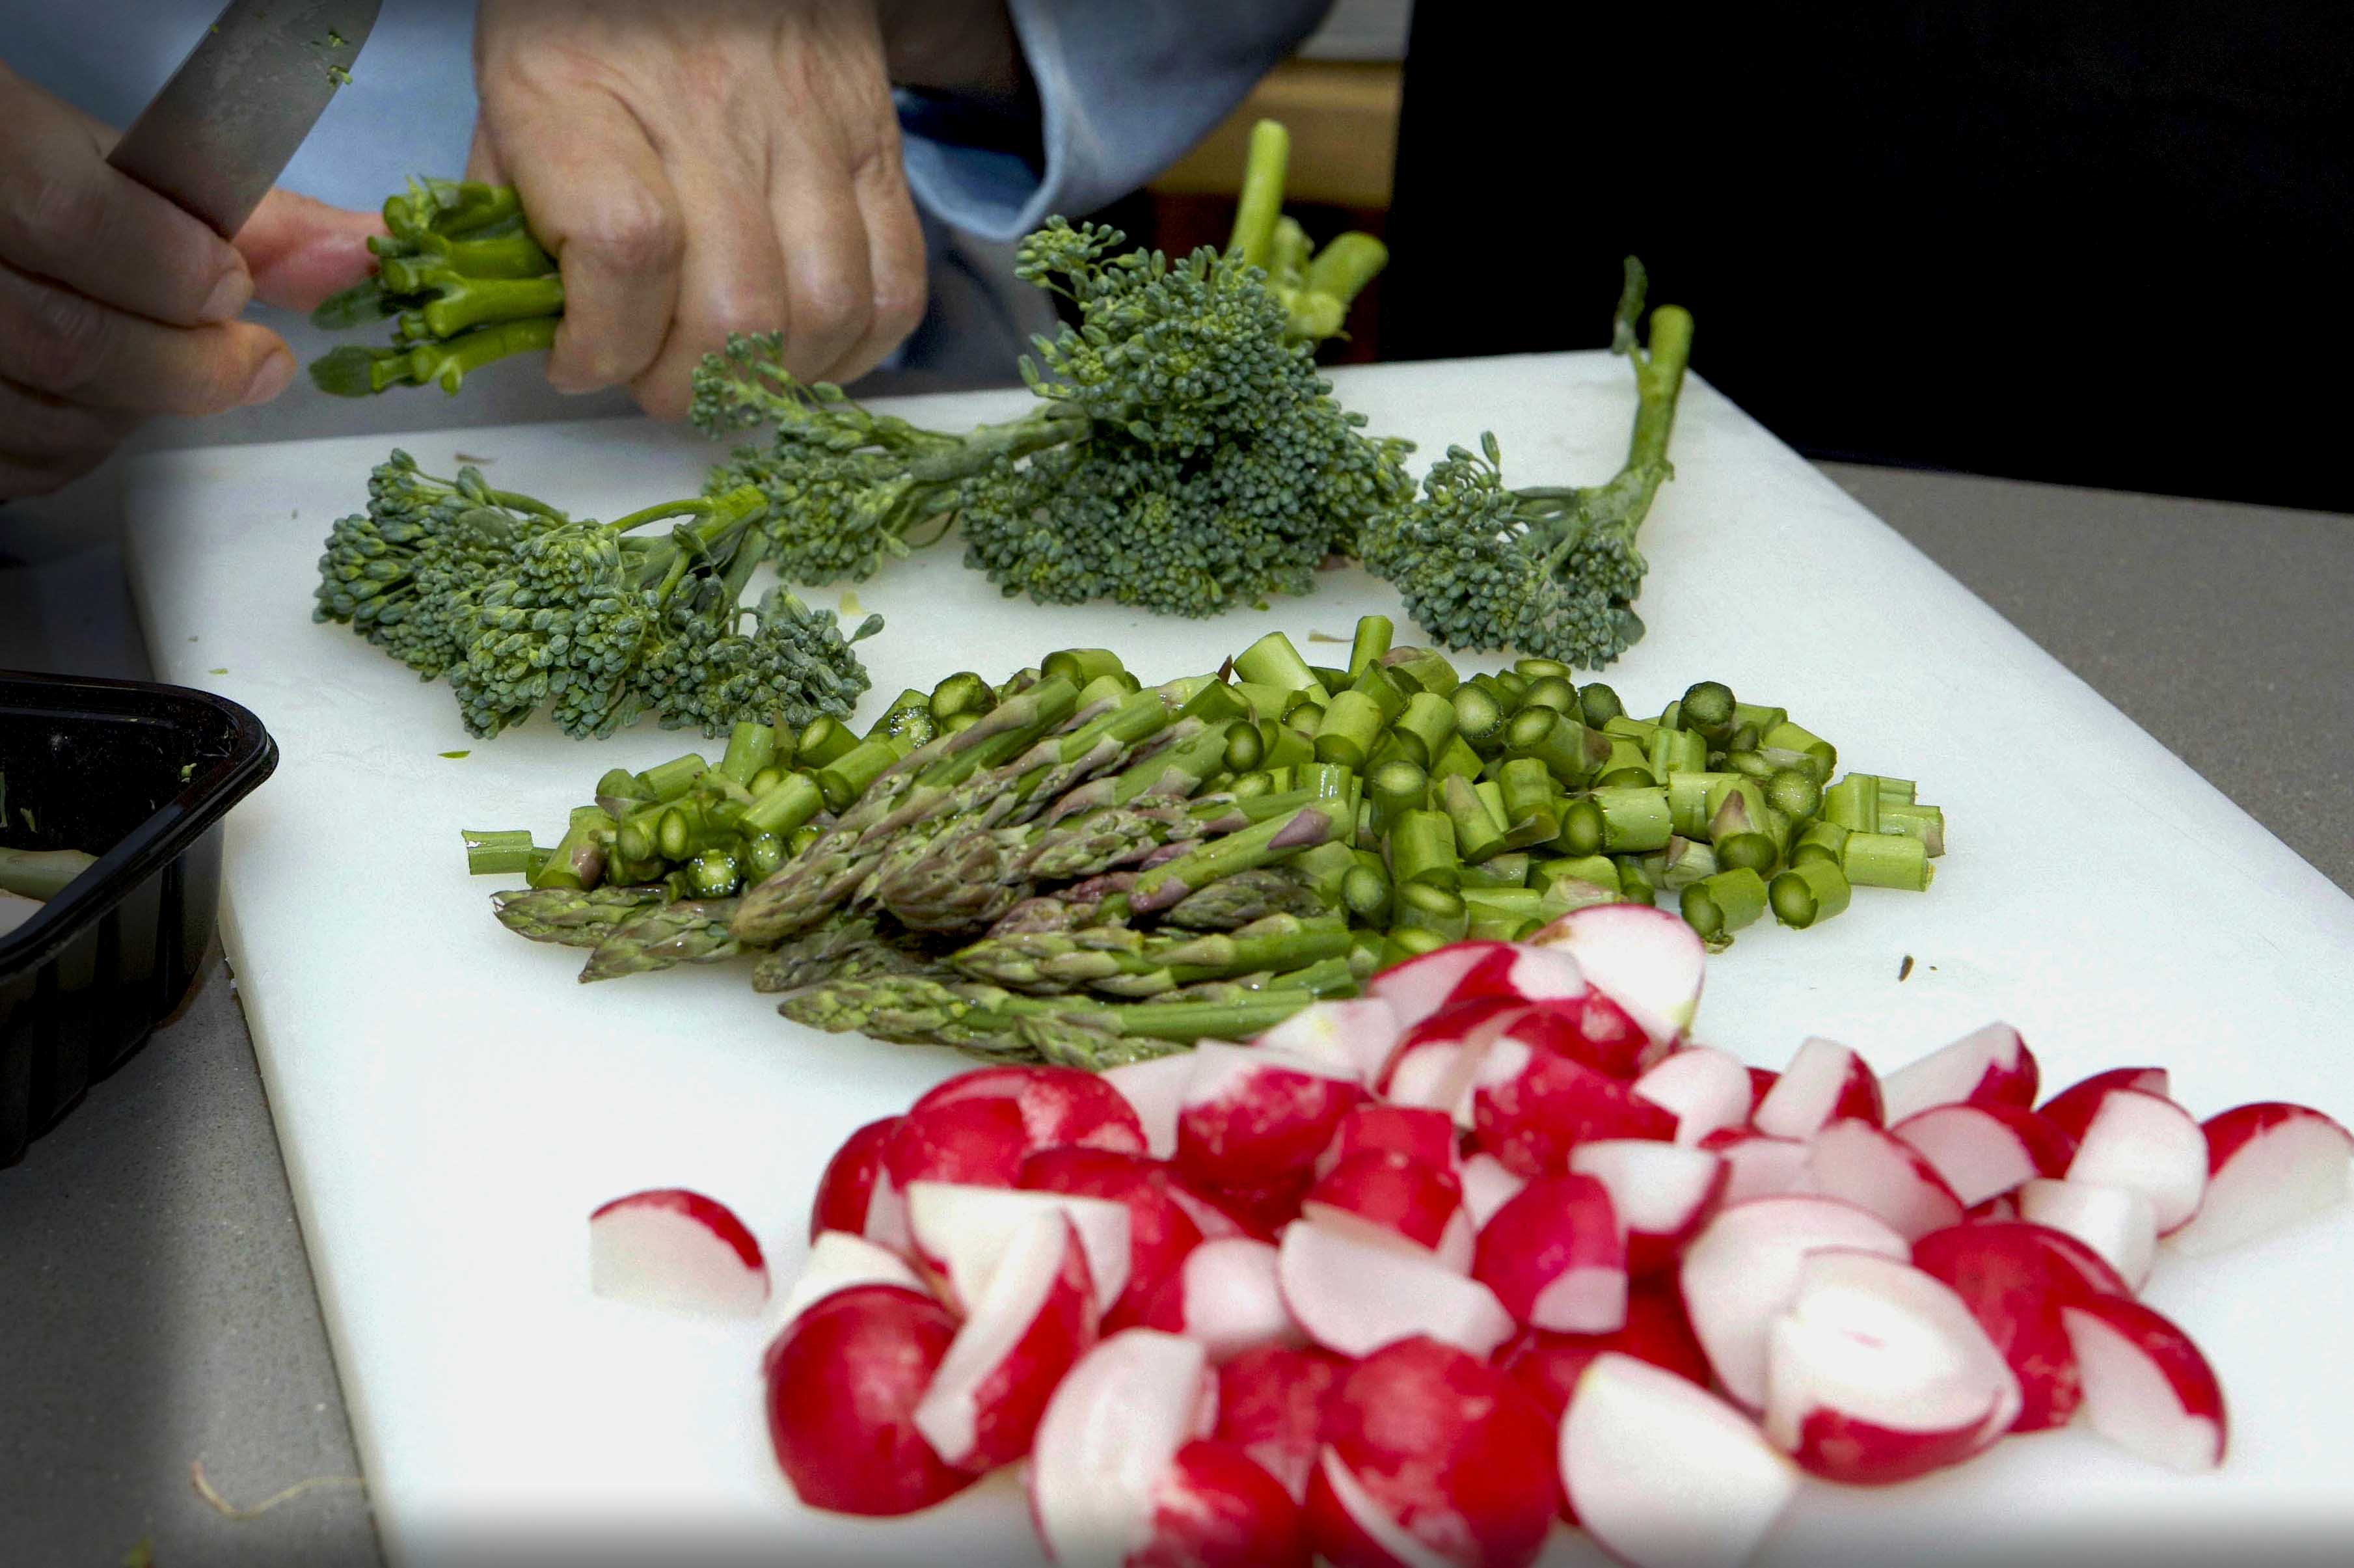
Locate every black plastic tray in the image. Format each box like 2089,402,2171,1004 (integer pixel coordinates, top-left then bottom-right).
0,670,277,1167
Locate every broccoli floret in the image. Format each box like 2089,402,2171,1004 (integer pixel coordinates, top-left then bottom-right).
1359,260,1696,671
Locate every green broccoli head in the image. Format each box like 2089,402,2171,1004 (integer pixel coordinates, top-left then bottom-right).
641,584,880,737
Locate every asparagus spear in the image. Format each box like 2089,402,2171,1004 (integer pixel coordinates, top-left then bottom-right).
580,899,742,981
492,884,670,947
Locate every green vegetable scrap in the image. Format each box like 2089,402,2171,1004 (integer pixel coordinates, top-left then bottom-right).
468,621,1948,1057
312,451,879,740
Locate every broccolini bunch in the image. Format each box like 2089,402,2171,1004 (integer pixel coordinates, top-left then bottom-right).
314,453,880,740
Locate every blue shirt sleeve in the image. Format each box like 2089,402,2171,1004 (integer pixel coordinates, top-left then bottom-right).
898,0,1336,242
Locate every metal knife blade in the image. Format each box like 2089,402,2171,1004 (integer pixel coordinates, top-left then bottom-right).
105,0,382,239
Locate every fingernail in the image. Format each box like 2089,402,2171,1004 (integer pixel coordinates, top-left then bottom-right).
200,269,253,324
242,351,295,406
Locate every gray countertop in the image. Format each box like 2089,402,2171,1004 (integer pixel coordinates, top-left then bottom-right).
1,345,2348,1567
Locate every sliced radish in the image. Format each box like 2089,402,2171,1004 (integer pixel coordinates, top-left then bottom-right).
1144,1439,1310,1567
1631,1046,1754,1146
1762,1249,2020,1483
904,1180,1132,1315
1804,1119,1966,1241
884,1096,1032,1196
2017,1178,2158,1291
1177,1042,1366,1191
1277,1221,1515,1359
1318,1103,1460,1179
1569,1140,1729,1277
1474,1174,1628,1333
1308,1338,1561,1568
1559,1353,1800,1568
1308,1448,1457,1568
1878,1021,2038,1123
913,1064,1148,1157
1304,1152,1474,1271
762,1284,974,1516
1474,1039,1676,1177
1256,996,1405,1083
1701,1131,1816,1204
1364,941,1515,1033
1021,1148,1208,1327
2065,1088,2207,1234
915,1211,1100,1472
1143,1236,1306,1362
1525,903,1706,1049
2165,1102,2354,1258
1746,1066,1780,1116
1678,1194,1910,1408
1458,1154,1528,1228
1031,1330,1215,1565
1503,1280,1714,1425
2059,1295,2228,1473
776,1230,925,1327
1752,1037,1883,1138
588,1188,769,1317
1104,1053,1198,1161
1911,1220,2128,1432
809,1116,901,1242
1496,990,1658,1081
1377,1000,1516,1127
2037,1066,2171,1142
1213,1344,1350,1502
1891,1102,2077,1208
1167,1176,1269,1244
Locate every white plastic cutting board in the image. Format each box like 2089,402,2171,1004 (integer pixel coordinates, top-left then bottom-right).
124,354,2354,1567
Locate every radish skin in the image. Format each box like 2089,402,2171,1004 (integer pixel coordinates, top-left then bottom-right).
1569,1140,1730,1277
1526,904,1707,1049
2165,1102,2354,1258
2038,1066,2171,1143
762,1284,975,1517
2064,1088,2208,1235
913,1064,1148,1158
2017,1178,2158,1291
1752,1037,1883,1139
1473,1174,1629,1334
1031,1330,1217,1565
1213,1345,1349,1502
2059,1295,2228,1474
1891,1103,2076,1208
587,1188,769,1318
1143,1439,1311,1567
1177,1043,1366,1192
1303,1151,1475,1271
1878,1022,2038,1123
1911,1221,2128,1432
809,1116,901,1242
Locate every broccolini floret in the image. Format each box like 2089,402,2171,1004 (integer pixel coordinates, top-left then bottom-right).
1358,260,1696,670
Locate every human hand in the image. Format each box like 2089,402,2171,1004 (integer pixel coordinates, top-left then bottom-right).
469,0,938,419
0,60,381,500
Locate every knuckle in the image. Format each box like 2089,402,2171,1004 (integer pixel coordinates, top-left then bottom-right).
1,272,109,394
705,282,791,343
0,163,102,261
873,271,928,343
567,195,683,277
789,273,867,348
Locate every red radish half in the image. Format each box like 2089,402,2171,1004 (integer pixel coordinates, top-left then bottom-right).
588,1188,768,1317
810,1116,901,1243
1378,1000,1518,1126
1474,1040,1677,1177
1309,1450,1456,1568
1570,1140,1729,1277
1278,1221,1515,1359
1631,1047,1754,1147
904,1180,1132,1316
776,1230,925,1327
1104,1054,1198,1161
1031,1331,1215,1564
1177,1042,1366,1191
915,1211,1099,1472
1911,1221,2128,1432
1504,1280,1714,1423
763,1284,973,1516
1526,903,1706,1049
1762,1249,2020,1483
1746,1067,1780,1116
1022,1148,1208,1327
1308,1338,1561,1568
1144,1439,1310,1568
2059,1295,2228,1473
1702,1131,1815,1204
1365,941,1516,1033
1214,1345,1349,1501
1679,1194,1910,1408
1457,1154,1528,1232
1256,997,1405,1083
1474,1174,1628,1333
1559,1353,1800,1568
884,1096,1032,1196
2038,1066,2171,1143
913,1064,1148,1157
1143,1236,1306,1362
2065,1088,2207,1234
1752,1037,1883,1139
1319,1104,1460,1179
1497,991,1658,1081
1305,1152,1475,1271
2018,1178,2158,1291
1891,1103,2076,1208
1167,1176,1273,1244
1879,1021,2038,1122
1804,1120,1966,1241
2165,1102,2354,1258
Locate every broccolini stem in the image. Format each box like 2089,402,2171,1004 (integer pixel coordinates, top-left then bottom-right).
1228,119,1290,271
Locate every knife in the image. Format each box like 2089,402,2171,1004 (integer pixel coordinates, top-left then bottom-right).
105,0,382,239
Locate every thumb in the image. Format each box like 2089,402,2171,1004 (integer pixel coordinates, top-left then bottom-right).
232,189,386,312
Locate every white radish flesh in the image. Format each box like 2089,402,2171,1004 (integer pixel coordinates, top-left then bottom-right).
1474,1174,1629,1333
904,1180,1132,1315
912,1063,1148,1157
1526,902,1706,1049
1365,941,1514,1033
1804,1119,1967,1241
1031,1330,1214,1565
1458,1153,1530,1228
1703,1131,1817,1204
1143,1236,1306,1362
914,1212,1100,1472
1678,1194,1910,1408
1302,1150,1475,1271
1891,1103,2076,1208
2165,1101,2353,1258
1559,1353,1800,1568
2037,1065,2171,1142
2065,1088,2208,1234
1103,1053,1199,1161
775,1230,925,1327
1878,1021,2038,1123
1277,1220,1515,1359
2017,1178,2158,1291
1476,1039,1676,1176
1316,1103,1459,1179
2059,1295,2228,1473
1632,1046,1755,1147
1176,1042,1366,1190
1570,1140,1730,1277
588,1188,770,1318
808,1116,902,1242
1254,995,1404,1083
1309,1449,1456,1568
1752,1037,1883,1139
1020,1147,1208,1327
